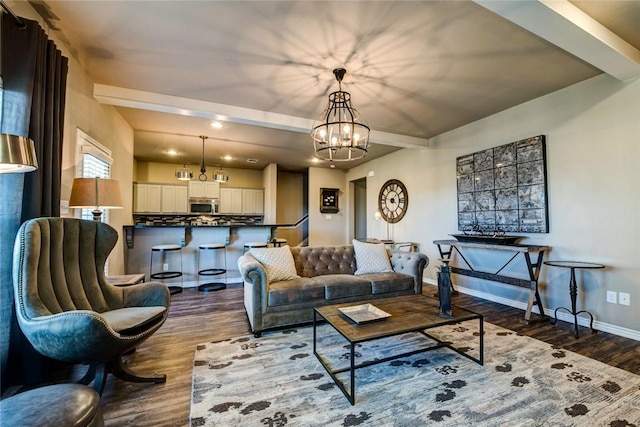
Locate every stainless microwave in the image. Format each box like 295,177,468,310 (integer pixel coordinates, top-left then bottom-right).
189,198,218,215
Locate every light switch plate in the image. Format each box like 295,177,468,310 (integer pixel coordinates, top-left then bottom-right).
606,291,617,304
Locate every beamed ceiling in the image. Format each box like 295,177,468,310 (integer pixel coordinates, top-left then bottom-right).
25,0,640,172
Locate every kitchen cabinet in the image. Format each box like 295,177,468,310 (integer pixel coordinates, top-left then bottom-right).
188,181,220,199
161,185,188,213
133,183,162,213
242,189,264,214
220,187,264,214
220,188,243,214
134,183,187,213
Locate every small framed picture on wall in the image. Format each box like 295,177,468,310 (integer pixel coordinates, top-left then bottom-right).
320,188,339,213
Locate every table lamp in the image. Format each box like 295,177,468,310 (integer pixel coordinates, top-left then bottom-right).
69,177,123,221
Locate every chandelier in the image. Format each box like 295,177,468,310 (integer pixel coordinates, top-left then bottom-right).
311,68,370,162
174,135,229,182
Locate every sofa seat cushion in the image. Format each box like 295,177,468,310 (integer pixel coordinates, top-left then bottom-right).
102,306,167,335
268,277,326,307
361,272,415,294
323,275,372,300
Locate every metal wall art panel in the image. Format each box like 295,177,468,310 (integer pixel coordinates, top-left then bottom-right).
456,135,549,233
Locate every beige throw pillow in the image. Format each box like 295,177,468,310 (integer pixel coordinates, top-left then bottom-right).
352,239,393,275
250,245,299,283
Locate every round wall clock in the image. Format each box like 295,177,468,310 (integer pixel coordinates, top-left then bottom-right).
378,179,408,223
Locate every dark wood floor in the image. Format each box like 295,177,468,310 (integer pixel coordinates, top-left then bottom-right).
95,284,640,426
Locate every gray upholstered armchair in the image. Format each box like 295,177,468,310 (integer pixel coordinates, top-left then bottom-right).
12,217,170,394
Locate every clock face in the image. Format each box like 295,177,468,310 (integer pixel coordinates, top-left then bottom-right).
378,179,408,223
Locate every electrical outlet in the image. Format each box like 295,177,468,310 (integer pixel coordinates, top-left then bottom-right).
619,292,630,306
606,291,617,304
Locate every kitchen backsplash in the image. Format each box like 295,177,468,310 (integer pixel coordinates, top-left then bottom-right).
133,214,264,226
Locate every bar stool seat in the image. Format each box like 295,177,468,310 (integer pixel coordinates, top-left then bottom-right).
150,244,183,295
244,241,268,253
271,238,288,247
198,243,227,292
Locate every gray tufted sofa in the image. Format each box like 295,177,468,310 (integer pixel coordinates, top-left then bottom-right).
238,245,429,336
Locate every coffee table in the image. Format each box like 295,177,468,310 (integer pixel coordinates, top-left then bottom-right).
313,294,483,405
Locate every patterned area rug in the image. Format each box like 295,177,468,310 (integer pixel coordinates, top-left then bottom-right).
190,321,640,426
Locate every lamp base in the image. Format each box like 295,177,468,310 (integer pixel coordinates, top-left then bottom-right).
91,209,103,221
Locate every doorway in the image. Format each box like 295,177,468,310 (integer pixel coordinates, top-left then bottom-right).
353,178,367,240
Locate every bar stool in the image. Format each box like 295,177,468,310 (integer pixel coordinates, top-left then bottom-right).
150,244,183,295
244,241,268,253
271,238,287,247
198,243,227,292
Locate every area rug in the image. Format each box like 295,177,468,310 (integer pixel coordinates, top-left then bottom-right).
190,321,640,426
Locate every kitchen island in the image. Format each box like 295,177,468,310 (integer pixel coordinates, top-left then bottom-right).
123,220,292,287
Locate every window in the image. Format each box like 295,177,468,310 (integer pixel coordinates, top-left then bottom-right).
76,129,113,221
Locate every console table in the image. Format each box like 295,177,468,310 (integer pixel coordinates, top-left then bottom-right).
433,240,550,324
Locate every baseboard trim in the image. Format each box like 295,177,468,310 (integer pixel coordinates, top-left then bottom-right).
423,279,640,342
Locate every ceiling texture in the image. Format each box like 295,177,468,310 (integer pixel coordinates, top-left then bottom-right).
28,0,640,172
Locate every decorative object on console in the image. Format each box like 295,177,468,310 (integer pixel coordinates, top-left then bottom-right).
320,187,339,213
457,135,548,233
0,133,38,173
311,68,370,162
69,177,123,221
378,179,408,224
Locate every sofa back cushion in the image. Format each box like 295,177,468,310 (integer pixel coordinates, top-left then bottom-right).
290,246,356,277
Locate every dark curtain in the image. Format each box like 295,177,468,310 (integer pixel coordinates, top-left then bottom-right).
0,12,68,391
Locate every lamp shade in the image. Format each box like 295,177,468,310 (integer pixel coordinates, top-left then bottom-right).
69,177,123,209
0,134,38,173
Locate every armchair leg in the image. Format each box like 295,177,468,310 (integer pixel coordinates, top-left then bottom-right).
108,357,167,385
92,364,109,396
78,364,97,385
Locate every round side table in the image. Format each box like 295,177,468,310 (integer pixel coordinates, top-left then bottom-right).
544,260,604,338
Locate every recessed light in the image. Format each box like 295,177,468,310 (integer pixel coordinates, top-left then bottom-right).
222,155,233,161
311,158,320,163
167,149,177,155
210,121,223,129
246,158,258,164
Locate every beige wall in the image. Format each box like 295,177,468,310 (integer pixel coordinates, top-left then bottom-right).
347,73,640,338
308,167,348,246
276,171,305,245
135,160,263,188
11,1,134,275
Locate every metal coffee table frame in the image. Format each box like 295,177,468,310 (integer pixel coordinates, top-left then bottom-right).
313,295,483,405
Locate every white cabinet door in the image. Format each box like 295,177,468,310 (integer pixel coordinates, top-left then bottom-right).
161,186,176,213
134,183,162,213
203,182,220,199
220,188,243,213
146,185,162,212
242,189,264,214
161,185,188,213
133,184,148,213
188,181,204,198
189,181,220,199
175,186,188,213
230,188,243,213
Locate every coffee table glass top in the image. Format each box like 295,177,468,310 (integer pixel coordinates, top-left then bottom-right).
315,294,480,343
